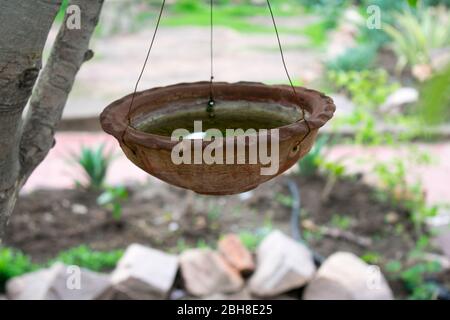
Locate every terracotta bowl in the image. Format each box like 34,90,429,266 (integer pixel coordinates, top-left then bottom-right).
100,82,335,195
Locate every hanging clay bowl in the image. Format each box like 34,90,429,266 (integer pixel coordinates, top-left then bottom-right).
100,81,335,195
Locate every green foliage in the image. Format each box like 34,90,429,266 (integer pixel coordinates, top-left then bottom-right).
300,21,331,47
0,248,38,292
238,227,272,251
72,145,113,190
385,234,442,300
320,161,346,179
298,135,328,176
384,6,450,72
386,259,402,273
275,193,294,207
330,214,352,230
326,44,378,72
97,185,129,221
328,69,400,145
357,0,408,48
173,0,204,14
163,1,303,33
401,262,441,299
361,251,382,264
51,245,123,272
386,257,442,300
328,69,399,109
418,66,450,125
423,0,450,7
373,157,439,234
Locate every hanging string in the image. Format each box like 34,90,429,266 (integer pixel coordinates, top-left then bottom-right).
122,0,166,142
207,0,215,116
265,0,311,137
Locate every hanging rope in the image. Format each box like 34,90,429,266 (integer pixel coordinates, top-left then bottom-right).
121,0,166,144
207,0,216,117
122,0,310,142
265,0,311,140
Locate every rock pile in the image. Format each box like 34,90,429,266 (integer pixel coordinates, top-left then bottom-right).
4,230,393,300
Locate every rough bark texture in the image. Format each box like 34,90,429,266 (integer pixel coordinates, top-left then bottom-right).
0,0,104,240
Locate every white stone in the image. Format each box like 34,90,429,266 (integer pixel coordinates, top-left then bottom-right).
102,243,178,299
7,263,110,300
381,87,419,113
249,230,316,297
180,248,244,297
303,252,393,300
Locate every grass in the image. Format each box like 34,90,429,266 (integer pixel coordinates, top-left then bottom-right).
158,2,306,34
0,245,123,293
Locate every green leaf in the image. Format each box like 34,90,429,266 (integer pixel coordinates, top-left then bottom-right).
407,0,418,7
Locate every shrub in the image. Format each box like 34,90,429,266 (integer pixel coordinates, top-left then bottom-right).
72,144,113,190
0,247,38,292
97,185,129,221
326,44,378,72
384,6,450,73
327,69,399,109
51,245,123,272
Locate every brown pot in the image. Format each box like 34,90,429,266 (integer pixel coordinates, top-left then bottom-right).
100,82,335,195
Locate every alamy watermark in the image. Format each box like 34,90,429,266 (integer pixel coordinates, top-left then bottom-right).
66,265,82,290
366,5,382,30
66,5,81,30
170,121,280,176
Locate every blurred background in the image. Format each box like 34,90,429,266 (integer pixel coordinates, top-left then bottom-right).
1,0,450,300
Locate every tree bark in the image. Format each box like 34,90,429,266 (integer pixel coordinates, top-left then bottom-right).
0,0,104,241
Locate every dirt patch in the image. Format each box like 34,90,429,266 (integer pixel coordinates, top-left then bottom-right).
3,174,443,298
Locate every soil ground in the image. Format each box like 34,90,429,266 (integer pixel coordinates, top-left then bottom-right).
6,173,441,298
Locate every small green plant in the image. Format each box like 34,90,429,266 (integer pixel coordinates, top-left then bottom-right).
328,69,400,145
0,247,38,292
418,66,450,125
275,193,294,207
326,44,378,72
330,214,352,230
373,157,438,235
238,226,272,251
401,261,441,299
328,69,399,110
319,160,346,201
72,145,113,190
386,235,443,300
384,6,450,73
97,185,129,221
361,251,382,264
207,204,221,221
51,245,123,272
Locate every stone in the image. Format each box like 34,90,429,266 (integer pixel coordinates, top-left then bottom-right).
218,234,255,274
303,252,393,300
100,243,178,300
248,230,316,297
7,263,110,300
380,87,419,113
180,248,244,297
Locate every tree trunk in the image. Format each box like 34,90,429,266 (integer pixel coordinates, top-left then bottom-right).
0,0,104,241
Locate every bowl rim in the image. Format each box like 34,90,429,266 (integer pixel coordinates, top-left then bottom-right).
100,81,335,150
